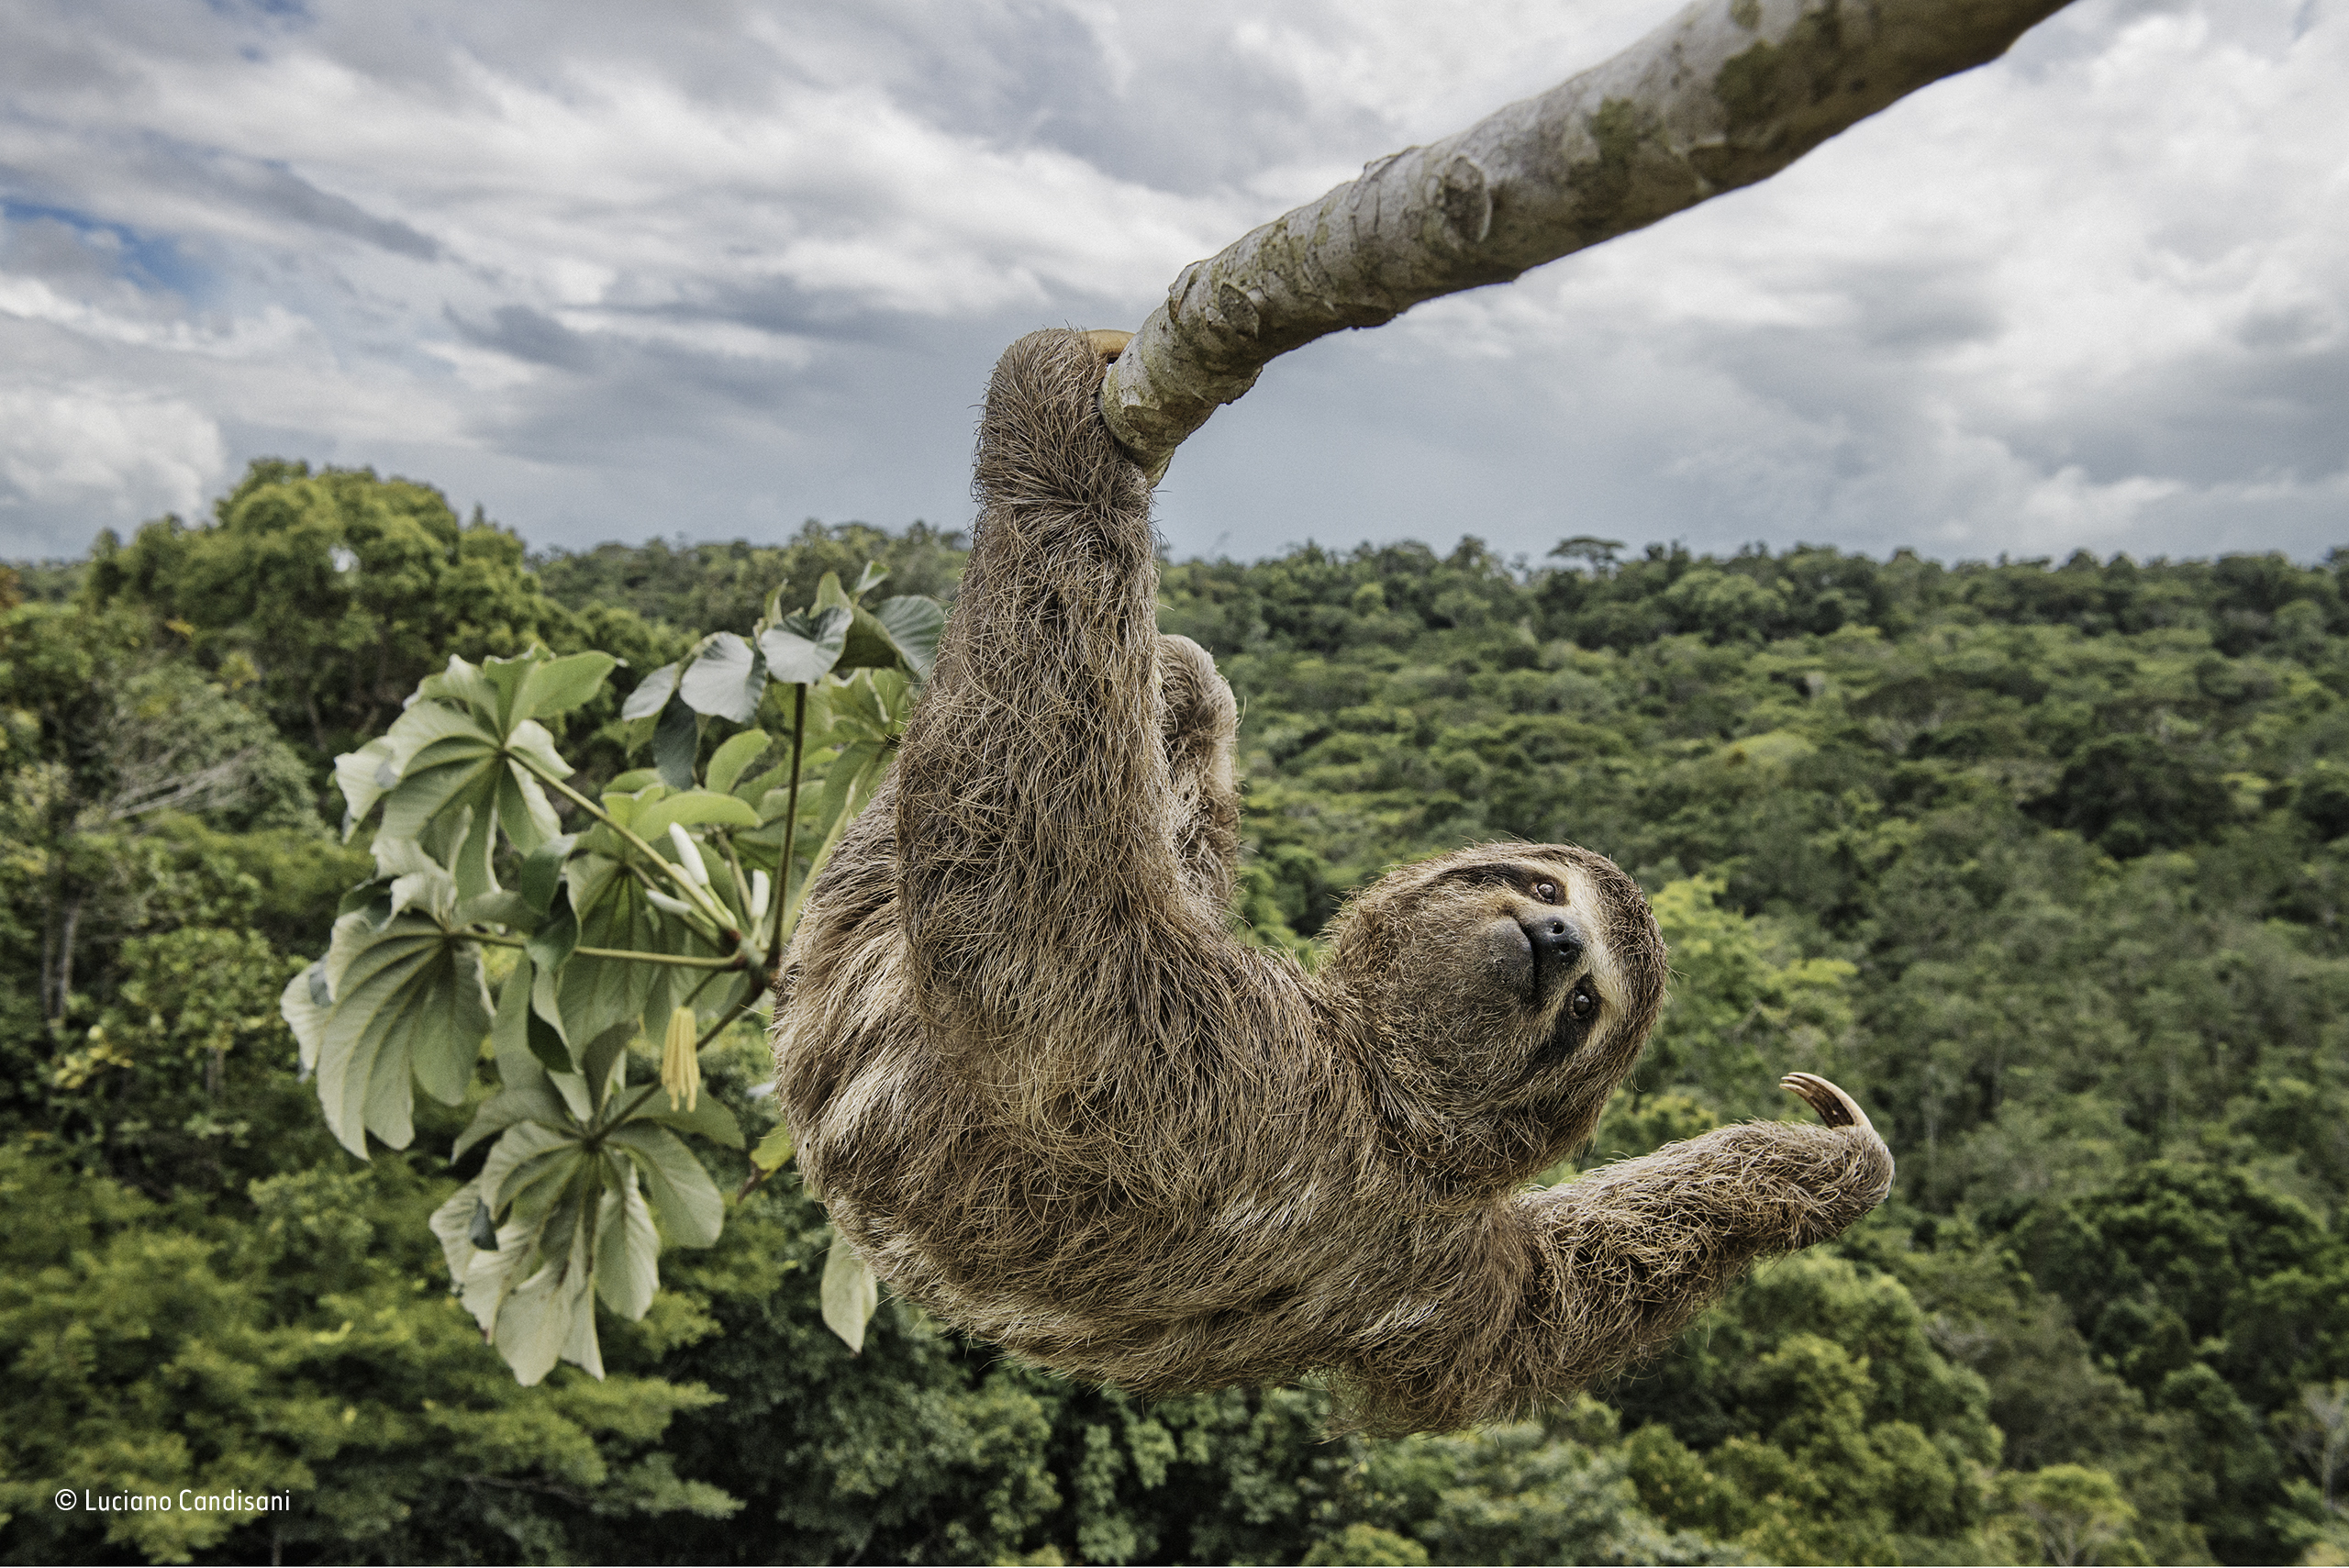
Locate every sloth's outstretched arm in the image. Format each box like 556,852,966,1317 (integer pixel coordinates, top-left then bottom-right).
1353,1077,1895,1433
895,328,1228,1045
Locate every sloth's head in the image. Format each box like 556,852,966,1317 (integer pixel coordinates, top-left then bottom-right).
1320,844,1667,1179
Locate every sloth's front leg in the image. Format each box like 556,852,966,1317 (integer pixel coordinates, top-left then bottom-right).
1522,1073,1890,1385
1158,632,1240,911
1351,1075,1893,1433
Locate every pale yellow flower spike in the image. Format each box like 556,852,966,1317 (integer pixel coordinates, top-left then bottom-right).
660,1006,700,1113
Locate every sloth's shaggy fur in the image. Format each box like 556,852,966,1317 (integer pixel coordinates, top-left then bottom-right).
773,328,1894,1433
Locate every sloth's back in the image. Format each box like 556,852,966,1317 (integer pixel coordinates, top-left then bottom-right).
772,786,1465,1392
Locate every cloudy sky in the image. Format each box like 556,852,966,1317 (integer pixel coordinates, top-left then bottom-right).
1,0,2342,567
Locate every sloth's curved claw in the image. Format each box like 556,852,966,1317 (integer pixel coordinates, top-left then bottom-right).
1780,1071,1873,1134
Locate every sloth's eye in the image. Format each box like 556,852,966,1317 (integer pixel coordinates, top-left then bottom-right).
1534,880,1559,902
1567,981,1597,1020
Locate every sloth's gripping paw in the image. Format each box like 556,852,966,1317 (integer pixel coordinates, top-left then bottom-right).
1779,1071,1873,1133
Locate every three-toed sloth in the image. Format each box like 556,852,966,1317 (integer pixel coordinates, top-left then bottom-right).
773,328,1891,1433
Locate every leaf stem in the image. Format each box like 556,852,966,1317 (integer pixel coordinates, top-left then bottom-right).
770,684,807,963
522,759,733,927
693,991,757,1053
573,945,742,969
624,861,727,946
678,965,726,1013
605,1082,663,1129
468,926,734,968
716,833,757,944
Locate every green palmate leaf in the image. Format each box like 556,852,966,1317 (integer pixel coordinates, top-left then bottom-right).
636,1084,745,1150
419,646,614,732
279,961,331,1075
837,596,941,678
519,833,577,917
796,739,894,896
525,1007,573,1079
851,561,889,597
480,1118,587,1218
594,1159,660,1319
306,903,378,1000
378,832,462,926
457,889,537,930
679,632,766,723
595,783,666,833
313,914,493,1157
577,1021,635,1116
821,1232,880,1354
634,789,760,843
749,1125,794,1173
869,595,945,681
496,1199,603,1385
334,735,398,840
429,1159,584,1379
606,1122,724,1248
362,695,568,897
525,897,579,973
489,960,591,1120
416,653,502,727
563,844,726,1045
620,662,680,722
453,1072,580,1162
484,649,618,728
432,1134,620,1385
705,728,771,795
653,693,698,791
823,666,911,743
757,607,850,685
555,869,670,1051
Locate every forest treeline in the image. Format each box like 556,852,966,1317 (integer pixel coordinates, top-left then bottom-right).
3,461,2346,1566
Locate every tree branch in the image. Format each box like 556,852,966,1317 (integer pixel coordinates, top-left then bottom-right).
1100,0,2076,474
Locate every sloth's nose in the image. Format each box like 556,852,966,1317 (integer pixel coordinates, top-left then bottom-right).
1526,915,1585,963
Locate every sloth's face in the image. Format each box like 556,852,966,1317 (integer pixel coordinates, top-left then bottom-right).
1328,845,1667,1133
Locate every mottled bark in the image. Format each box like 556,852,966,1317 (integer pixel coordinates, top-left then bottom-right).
1100,0,2075,474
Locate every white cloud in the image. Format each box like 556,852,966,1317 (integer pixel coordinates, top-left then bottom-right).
0,380,224,535
0,0,2343,566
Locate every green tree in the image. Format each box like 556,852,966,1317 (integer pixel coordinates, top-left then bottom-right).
83,461,678,777
1,598,323,1107
0,1141,739,1565
1611,1251,2004,1563
529,521,967,639
2006,1463,2143,1566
